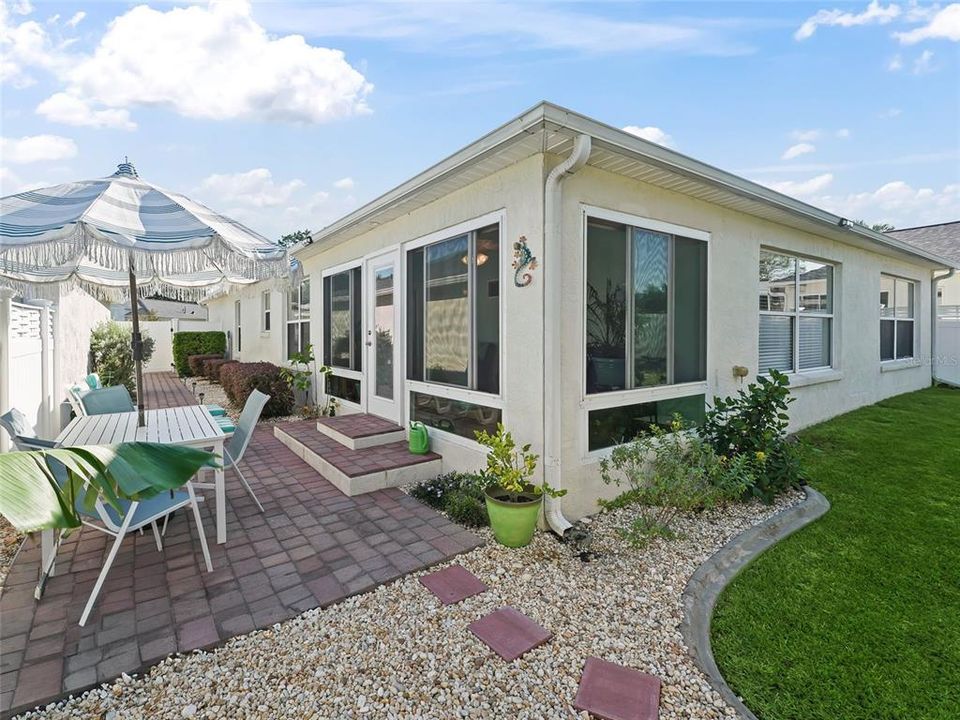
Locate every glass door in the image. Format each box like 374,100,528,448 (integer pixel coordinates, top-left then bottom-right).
364,250,400,422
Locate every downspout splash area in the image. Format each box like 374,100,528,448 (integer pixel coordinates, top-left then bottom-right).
543,133,592,537
932,268,957,386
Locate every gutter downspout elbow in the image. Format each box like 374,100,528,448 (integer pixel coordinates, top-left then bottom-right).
932,268,957,385
543,133,592,537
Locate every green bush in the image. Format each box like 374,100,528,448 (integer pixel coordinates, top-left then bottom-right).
89,322,155,399
599,417,752,547
172,331,226,376
409,472,490,527
698,370,805,502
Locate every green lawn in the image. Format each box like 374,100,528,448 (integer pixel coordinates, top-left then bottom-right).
711,387,960,720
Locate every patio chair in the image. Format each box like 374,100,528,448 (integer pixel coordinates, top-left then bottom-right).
79,385,136,415
0,407,57,451
195,389,269,513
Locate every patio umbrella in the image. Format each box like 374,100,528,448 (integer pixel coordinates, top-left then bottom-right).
0,160,290,423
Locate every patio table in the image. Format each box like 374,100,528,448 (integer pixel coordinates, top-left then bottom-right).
53,405,232,551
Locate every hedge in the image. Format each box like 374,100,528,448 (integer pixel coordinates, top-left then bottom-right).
188,353,224,376
219,362,293,418
172,331,227,376
202,358,237,382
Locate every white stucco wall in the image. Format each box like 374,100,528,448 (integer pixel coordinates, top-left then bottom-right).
55,287,111,395
205,286,283,366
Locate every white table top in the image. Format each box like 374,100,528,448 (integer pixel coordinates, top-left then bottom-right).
57,405,226,447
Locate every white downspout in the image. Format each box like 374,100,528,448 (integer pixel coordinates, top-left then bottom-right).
932,268,957,385
543,133,592,537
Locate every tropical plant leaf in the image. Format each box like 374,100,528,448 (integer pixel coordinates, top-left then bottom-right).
0,443,218,533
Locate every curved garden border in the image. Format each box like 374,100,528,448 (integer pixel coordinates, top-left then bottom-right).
681,486,830,720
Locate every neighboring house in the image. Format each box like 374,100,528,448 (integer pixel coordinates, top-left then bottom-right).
205,102,955,521
888,222,960,318
110,297,209,322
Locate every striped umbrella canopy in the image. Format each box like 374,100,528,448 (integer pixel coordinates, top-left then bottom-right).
0,161,292,421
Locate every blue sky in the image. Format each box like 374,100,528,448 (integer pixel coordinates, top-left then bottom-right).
2,0,958,240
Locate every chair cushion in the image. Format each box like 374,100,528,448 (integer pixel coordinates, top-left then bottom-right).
80,386,135,415
215,417,236,432
204,404,227,417
85,373,102,390
99,490,191,530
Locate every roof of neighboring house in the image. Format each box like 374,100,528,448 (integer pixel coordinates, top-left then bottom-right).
887,222,960,267
115,298,209,321
294,101,955,271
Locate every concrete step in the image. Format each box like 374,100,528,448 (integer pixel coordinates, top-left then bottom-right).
315,413,406,450
274,421,441,497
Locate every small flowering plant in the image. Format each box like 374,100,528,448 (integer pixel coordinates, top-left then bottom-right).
474,424,565,503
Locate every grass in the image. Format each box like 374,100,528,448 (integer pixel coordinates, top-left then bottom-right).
711,387,960,720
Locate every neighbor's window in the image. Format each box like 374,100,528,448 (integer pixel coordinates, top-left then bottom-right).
234,300,242,354
758,250,834,374
880,275,915,361
261,291,271,333
286,278,311,360
322,268,361,370
585,217,707,394
407,223,500,393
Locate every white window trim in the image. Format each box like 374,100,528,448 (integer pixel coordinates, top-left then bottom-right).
879,273,919,364
578,205,711,459
261,290,271,335
759,248,837,375
285,277,311,361
322,265,362,374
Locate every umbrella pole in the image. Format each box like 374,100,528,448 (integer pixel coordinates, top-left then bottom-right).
128,260,146,427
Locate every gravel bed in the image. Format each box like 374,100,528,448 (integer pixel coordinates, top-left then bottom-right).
187,377,303,425
0,515,23,589
15,493,801,719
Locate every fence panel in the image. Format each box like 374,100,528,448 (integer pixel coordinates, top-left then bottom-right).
8,303,45,433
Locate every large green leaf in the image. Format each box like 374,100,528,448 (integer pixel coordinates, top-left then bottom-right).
0,443,219,533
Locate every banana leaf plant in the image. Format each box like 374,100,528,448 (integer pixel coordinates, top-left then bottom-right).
0,442,219,533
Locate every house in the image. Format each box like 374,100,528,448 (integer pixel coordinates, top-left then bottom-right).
204,102,956,524
109,297,209,322
887,222,960,317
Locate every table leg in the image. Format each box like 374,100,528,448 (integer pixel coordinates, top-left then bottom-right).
215,440,226,544
40,529,55,577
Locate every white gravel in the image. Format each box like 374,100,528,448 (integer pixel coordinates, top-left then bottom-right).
0,515,23,589
15,492,801,720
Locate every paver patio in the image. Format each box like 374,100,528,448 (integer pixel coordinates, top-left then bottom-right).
0,373,481,717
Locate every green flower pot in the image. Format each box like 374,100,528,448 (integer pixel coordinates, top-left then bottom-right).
484,485,543,548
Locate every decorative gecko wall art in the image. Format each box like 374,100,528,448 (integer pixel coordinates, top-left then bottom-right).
512,235,538,287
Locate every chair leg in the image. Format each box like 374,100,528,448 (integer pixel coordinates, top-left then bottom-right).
161,514,169,536
233,463,265,513
151,521,163,552
185,482,213,573
79,505,137,627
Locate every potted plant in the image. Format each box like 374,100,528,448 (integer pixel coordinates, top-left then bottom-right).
474,424,566,547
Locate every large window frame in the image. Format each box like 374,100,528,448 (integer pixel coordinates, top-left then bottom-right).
320,262,363,405
759,248,836,376
402,211,505,448
579,206,710,458
880,274,917,363
286,277,311,361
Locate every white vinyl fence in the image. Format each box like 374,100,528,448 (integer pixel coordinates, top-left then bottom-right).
115,318,223,374
936,318,960,387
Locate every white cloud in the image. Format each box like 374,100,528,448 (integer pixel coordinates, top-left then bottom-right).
0,133,77,163
36,92,135,130
333,177,355,190
199,168,305,209
765,173,836,197
887,53,904,70
0,0,63,88
912,48,936,74
816,181,960,227
782,143,816,160
622,125,675,148
790,129,821,142
836,128,851,139
795,1,901,40
66,11,84,28
895,3,960,43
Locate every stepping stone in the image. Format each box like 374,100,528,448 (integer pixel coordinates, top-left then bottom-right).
573,656,661,720
468,606,551,661
418,564,487,605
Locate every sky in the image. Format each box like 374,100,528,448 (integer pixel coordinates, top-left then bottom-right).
1,0,958,242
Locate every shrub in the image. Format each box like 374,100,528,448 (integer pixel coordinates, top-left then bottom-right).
698,370,805,502
188,353,223,376
219,362,293,418
599,417,751,547
202,358,236,382
89,321,155,399
409,472,490,527
172,331,226,376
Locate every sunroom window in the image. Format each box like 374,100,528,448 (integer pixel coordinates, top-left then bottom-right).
880,275,915,361
322,268,361,370
406,223,500,394
758,250,834,374
585,218,707,394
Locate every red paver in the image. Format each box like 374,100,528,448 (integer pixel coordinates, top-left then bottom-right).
468,607,551,661
0,372,482,718
418,564,487,605
317,414,403,439
573,657,661,720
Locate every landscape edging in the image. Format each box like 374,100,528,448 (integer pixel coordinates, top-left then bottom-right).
681,486,830,720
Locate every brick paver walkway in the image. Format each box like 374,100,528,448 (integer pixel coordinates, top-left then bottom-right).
0,373,481,717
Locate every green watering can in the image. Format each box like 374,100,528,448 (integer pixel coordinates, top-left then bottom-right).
408,421,430,455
